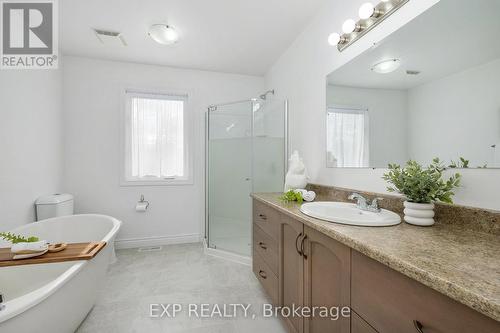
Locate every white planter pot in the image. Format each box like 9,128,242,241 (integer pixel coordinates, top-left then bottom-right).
403,201,435,226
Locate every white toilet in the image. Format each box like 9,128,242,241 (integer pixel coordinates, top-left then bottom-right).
35,194,74,221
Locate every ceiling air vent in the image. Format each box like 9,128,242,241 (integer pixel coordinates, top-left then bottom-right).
93,29,127,46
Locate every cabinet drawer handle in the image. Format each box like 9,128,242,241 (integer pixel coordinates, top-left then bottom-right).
413,320,424,333
300,234,308,260
258,270,267,279
295,232,303,256
258,242,267,250
258,214,267,220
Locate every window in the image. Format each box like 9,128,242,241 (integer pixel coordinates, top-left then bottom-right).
122,90,192,185
326,106,369,168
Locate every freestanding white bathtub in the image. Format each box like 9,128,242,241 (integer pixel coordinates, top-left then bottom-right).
0,214,121,333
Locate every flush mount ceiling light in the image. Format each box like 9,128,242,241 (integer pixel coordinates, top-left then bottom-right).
371,59,401,74
148,24,179,45
327,0,408,52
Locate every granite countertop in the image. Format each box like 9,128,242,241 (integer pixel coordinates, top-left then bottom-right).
251,192,500,322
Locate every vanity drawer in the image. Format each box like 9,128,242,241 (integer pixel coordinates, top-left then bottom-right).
352,251,500,333
253,224,278,275
253,250,279,305
253,200,280,241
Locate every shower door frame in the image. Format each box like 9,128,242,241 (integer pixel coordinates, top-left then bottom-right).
204,98,289,254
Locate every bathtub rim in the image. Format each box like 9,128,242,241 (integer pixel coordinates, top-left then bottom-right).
0,214,121,324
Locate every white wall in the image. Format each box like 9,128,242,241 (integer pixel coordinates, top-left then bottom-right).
327,85,408,167
408,58,500,167
265,0,500,210
62,56,264,246
0,69,63,230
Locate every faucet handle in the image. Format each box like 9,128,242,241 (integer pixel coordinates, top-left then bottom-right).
370,197,384,209
348,192,362,200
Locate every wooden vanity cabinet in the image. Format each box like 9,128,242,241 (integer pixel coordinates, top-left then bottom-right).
253,201,351,333
302,226,351,333
253,199,500,333
252,201,280,305
351,251,500,333
278,214,305,333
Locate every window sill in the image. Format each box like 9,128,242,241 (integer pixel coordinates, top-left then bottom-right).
120,179,193,187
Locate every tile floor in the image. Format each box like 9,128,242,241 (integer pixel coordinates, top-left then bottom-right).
76,243,287,333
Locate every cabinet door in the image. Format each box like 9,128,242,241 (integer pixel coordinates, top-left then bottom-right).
303,226,351,333
279,215,304,333
351,312,378,333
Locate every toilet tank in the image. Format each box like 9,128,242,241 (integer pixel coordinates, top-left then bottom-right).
35,194,74,221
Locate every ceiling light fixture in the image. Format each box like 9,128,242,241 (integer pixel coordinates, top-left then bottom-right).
327,0,408,52
148,24,179,45
371,59,401,74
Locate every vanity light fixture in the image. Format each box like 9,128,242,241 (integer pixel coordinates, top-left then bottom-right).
359,3,384,20
328,33,347,46
328,0,409,52
371,59,401,74
342,19,359,33
148,24,179,45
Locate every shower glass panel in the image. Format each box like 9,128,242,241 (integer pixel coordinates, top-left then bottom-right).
207,98,286,257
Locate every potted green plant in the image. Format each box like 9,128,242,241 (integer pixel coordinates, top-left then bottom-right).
382,158,461,226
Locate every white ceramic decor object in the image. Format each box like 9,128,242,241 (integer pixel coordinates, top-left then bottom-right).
284,151,308,191
403,201,435,226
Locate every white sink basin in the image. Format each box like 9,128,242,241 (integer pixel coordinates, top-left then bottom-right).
300,202,401,227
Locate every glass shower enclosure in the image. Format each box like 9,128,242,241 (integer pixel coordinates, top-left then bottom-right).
206,97,287,257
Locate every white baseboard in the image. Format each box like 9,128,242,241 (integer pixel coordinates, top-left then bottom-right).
203,238,252,266
115,234,201,249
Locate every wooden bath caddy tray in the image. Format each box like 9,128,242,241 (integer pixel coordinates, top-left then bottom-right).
0,242,106,267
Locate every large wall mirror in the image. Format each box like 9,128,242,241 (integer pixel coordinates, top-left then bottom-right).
326,0,500,169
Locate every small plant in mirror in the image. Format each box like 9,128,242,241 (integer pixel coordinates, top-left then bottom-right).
448,157,469,169
382,158,461,204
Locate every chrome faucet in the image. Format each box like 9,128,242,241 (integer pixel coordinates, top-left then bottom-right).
348,193,383,213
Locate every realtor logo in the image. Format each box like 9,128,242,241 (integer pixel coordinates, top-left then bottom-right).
1,0,58,69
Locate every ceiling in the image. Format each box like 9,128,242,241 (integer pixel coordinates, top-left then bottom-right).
328,0,500,90
60,0,326,76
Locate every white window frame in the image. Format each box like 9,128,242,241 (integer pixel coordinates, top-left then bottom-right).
326,105,370,168
120,88,193,186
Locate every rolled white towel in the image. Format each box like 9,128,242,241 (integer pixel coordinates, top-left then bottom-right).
294,189,316,202
13,249,48,260
11,241,48,255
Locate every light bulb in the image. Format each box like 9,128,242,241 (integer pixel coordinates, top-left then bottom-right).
359,3,375,19
328,32,341,46
342,19,356,33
